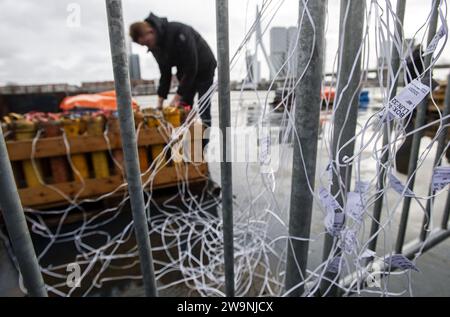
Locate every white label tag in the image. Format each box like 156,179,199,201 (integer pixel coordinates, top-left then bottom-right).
355,180,370,194
320,187,345,236
424,9,447,57
319,187,341,211
360,249,376,259
325,211,345,237
341,229,358,254
389,173,415,197
387,80,430,120
259,126,272,174
432,166,450,191
259,135,271,165
326,256,342,273
345,191,366,223
326,163,333,184
384,254,419,272
424,25,447,56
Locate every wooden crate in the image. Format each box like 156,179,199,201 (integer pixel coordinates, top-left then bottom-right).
6,123,208,208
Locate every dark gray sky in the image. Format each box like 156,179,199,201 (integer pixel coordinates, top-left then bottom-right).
0,0,448,85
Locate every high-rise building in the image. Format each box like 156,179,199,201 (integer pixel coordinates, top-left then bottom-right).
128,40,142,81
270,27,288,53
287,26,299,75
269,26,298,80
377,40,392,69
129,54,141,81
270,27,288,79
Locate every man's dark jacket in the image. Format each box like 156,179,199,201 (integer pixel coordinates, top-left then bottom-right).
145,13,217,101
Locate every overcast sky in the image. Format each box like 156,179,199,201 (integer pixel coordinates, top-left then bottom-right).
0,0,448,86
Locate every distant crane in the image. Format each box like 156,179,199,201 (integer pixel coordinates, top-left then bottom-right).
241,5,275,90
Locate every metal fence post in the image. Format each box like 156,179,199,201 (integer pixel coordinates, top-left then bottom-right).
215,0,235,297
319,0,365,297
285,0,326,297
0,128,47,297
368,0,406,255
395,0,440,253
422,73,450,239
442,190,450,229
105,0,157,297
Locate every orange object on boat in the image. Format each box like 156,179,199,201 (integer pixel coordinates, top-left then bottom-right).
321,87,335,101
60,90,139,112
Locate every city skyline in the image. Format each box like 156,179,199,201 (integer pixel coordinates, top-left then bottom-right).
0,0,448,86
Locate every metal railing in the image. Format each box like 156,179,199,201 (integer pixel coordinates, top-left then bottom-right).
105,0,158,297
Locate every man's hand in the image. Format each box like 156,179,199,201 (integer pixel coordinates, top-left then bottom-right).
169,94,182,107
157,96,165,110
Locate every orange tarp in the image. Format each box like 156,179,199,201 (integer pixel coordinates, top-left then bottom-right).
321,87,335,100
60,90,139,111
